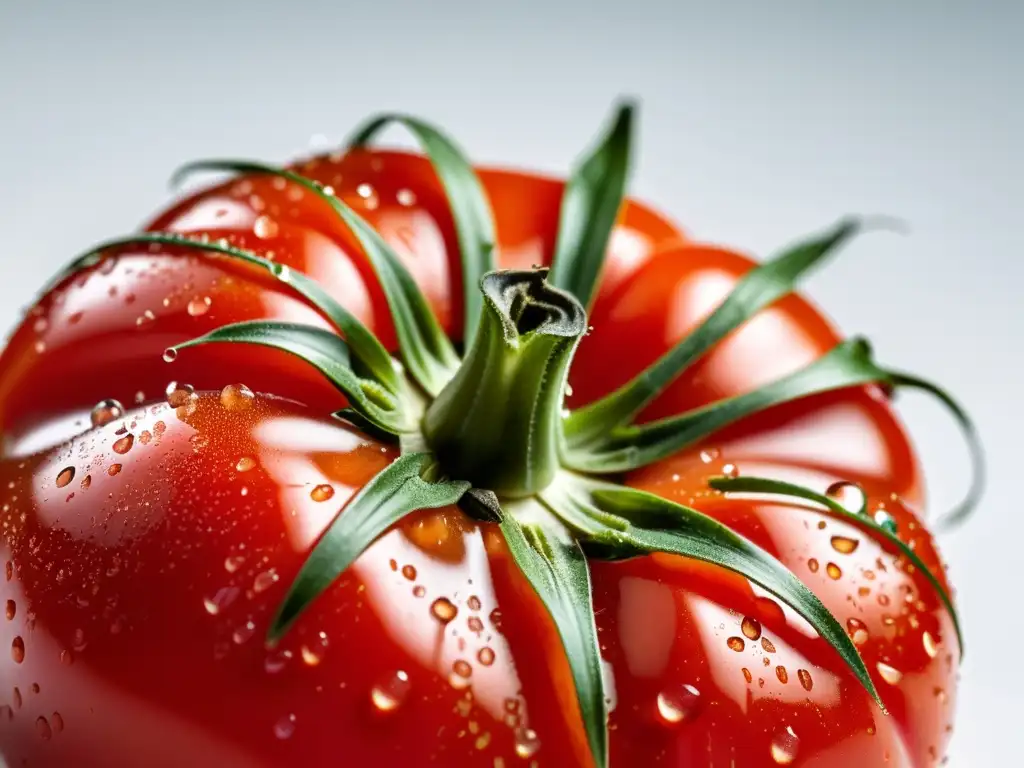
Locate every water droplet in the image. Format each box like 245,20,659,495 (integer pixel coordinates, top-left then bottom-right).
187,297,212,317
11,636,24,663
203,586,240,616
452,659,473,679
232,621,256,644
301,632,329,666
477,647,495,666
847,618,869,645
51,712,63,733
401,564,417,581
721,463,739,478
264,649,293,674
220,383,255,411
253,215,280,239
776,666,789,684
162,348,178,363
467,595,482,611
742,668,753,683
370,670,411,712
36,715,52,741
273,713,296,739
253,568,280,593
55,466,75,488
771,726,800,764
112,434,134,454
468,616,484,634
741,616,762,640
431,597,458,623
90,399,125,427
356,183,375,199
923,631,939,658
514,728,541,759
831,535,860,554
5,562,12,582
189,434,208,451
826,562,843,580
798,669,814,691
727,637,745,652
874,509,898,533
826,481,866,514
236,457,256,473
108,463,122,476
5,600,15,621
807,558,819,573
80,474,92,489
396,188,417,206
877,661,903,685
412,585,426,598
656,684,701,724
310,484,335,502
165,381,194,407
761,637,777,654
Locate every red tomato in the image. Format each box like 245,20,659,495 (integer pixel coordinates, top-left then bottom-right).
0,149,956,767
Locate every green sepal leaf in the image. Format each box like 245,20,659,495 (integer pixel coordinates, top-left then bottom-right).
564,337,884,472
52,234,400,392
541,475,883,709
498,499,608,768
347,114,497,347
547,101,634,309
564,219,863,449
269,453,469,642
886,373,985,531
172,160,460,396
710,475,963,655
171,320,414,434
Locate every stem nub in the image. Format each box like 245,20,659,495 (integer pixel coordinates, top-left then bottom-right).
423,270,586,497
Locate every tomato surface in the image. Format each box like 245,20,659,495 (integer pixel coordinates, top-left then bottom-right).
0,150,956,766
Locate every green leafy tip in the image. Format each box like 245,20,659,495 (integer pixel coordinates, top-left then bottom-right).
269,453,468,642
710,475,963,655
547,100,634,310
172,160,460,396
347,114,497,347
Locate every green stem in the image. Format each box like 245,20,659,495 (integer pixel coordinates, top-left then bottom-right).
423,270,586,497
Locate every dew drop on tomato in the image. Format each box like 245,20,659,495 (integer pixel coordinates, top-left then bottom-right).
11,636,25,664
5,600,15,621
310,484,335,502
90,399,125,428
430,597,458,624
826,481,867,513
741,616,762,640
252,568,279,594
273,714,296,740
826,562,843,580
224,555,245,573
877,661,903,685
55,466,75,488
232,621,256,645
770,726,800,764
187,296,211,317
165,382,194,407
112,434,134,454
831,535,860,554
656,684,701,725
370,670,411,713
923,631,939,658
726,636,745,652
220,383,255,412
514,728,541,759
36,716,52,741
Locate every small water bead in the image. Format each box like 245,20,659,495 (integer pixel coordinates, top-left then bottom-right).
232,621,256,644
253,215,280,239
742,668,753,683
741,616,762,641
203,586,240,616
514,728,541,759
12,687,21,709
253,568,280,594
36,716,52,741
468,616,484,634
847,618,870,645
877,661,903,685
477,647,495,666
923,631,939,658
80,474,92,489
798,669,814,691
370,670,411,712
431,597,458,624
826,562,843,580
108,464,122,476
112,434,134,454
776,666,789,684
310,484,335,502
412,585,426,598
726,637,745,652
356,183,375,199
162,348,178,363
874,509,898,533
52,712,64,733
264,649,293,674
452,659,473,679
401,564,417,581
396,188,417,206
236,457,256,473
220,383,255,411
302,632,329,666
770,726,800,764
138,430,152,445
761,637,777,654
5,600,14,620
807,558,819,573
467,595,482,611
165,381,194,407
656,684,702,724
55,466,75,488
187,297,212,317
826,481,867,514
720,463,739,478
273,713,296,740
189,434,209,451
11,636,25,663
91,399,125,427
831,535,860,554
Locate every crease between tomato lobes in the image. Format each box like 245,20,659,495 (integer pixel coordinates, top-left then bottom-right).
0,99,978,768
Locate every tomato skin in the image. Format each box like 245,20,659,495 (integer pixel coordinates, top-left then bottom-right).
0,149,957,767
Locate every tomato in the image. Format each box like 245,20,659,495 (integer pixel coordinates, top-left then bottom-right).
0,145,957,767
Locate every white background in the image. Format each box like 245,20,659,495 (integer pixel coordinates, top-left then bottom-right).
1,1,1020,763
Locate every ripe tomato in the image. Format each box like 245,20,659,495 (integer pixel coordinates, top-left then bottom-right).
0,143,957,768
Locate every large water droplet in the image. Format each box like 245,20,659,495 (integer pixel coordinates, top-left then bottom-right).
877,661,903,685
370,670,411,712
236,457,256,473
831,535,860,554
477,647,495,666
826,481,866,514
91,399,125,428
11,636,24,663
826,562,843,580
741,616,762,640
112,434,134,455
514,728,541,759
798,669,814,691
656,684,701,724
771,726,800,764
847,618,870,645
923,631,939,658
187,297,211,317
36,715,52,741
273,713,296,739
220,383,255,412
165,381,194,407
55,466,75,488
726,637,745,652
431,597,458,624
253,568,279,594
253,215,280,239
232,621,256,645
401,564,417,581
310,484,335,502
5,600,15,621
203,586,240,616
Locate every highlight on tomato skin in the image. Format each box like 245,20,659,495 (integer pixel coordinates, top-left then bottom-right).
0,105,972,768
